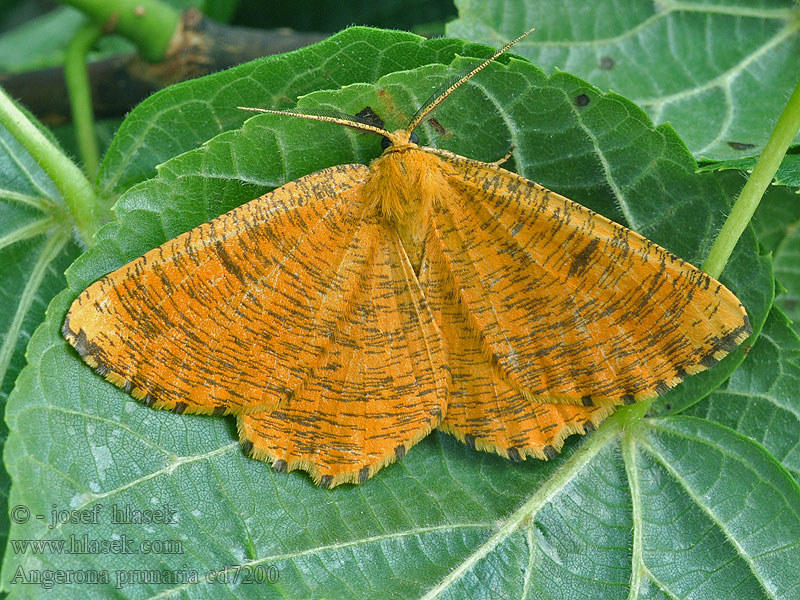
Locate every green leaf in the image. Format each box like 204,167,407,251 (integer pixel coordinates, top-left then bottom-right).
447,0,800,162
96,27,501,195
700,153,800,188
686,307,800,482
3,30,782,596
773,224,800,328
749,177,800,331
752,180,800,250
0,101,81,562
627,415,800,599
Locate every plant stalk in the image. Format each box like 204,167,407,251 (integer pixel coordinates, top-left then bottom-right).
59,0,180,62
65,22,103,179
0,86,100,247
703,76,800,279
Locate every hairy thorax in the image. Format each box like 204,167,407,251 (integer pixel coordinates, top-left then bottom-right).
361,141,453,272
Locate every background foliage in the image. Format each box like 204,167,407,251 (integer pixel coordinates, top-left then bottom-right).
0,1,798,598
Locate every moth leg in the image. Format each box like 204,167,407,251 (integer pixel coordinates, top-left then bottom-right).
490,146,514,167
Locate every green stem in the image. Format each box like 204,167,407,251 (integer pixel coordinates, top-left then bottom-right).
65,22,103,180
59,0,180,62
703,76,800,279
0,87,100,247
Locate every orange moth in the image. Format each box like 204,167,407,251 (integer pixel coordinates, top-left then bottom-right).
63,30,750,488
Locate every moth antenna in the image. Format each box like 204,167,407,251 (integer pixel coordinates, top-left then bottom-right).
237,107,393,138
405,28,535,135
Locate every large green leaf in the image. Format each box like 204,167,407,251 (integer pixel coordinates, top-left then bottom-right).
3,32,785,596
0,105,82,556
447,0,800,161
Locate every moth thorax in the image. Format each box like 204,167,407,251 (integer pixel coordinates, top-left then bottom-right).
363,146,448,227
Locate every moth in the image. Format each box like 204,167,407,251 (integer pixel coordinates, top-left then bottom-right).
63,30,750,487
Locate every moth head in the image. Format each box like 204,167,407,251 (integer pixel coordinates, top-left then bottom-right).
381,130,419,151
